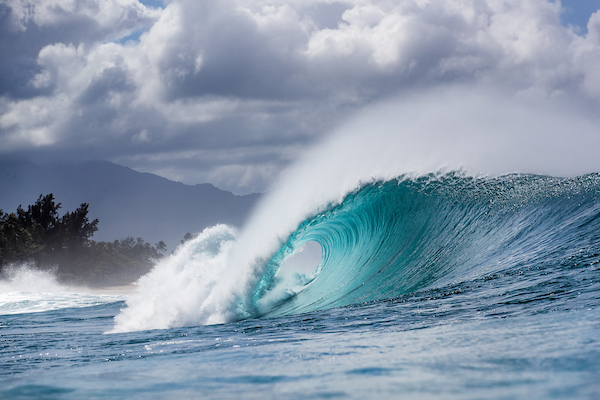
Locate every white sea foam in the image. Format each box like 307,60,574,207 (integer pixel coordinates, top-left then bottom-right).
0,266,125,315
110,224,237,332
111,85,600,332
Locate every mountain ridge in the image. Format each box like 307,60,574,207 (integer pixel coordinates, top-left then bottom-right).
0,159,260,252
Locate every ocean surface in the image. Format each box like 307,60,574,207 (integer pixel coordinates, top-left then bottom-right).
1,173,600,399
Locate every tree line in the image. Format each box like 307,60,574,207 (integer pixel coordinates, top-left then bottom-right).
0,194,167,286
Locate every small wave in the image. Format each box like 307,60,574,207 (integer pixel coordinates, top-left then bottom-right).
0,266,125,315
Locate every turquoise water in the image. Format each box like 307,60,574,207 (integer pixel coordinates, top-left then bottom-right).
2,174,600,398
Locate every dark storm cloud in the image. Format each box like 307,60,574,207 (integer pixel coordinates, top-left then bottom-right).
78,66,136,106
1,0,599,193
306,1,349,30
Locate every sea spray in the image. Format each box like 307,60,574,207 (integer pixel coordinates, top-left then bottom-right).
0,265,67,294
111,86,600,332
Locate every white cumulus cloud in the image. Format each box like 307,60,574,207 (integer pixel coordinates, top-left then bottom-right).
0,0,599,193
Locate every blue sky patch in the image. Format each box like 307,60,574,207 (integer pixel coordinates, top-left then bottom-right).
139,0,164,9
559,0,599,34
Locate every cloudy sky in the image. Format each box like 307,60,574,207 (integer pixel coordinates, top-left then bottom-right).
1,0,599,194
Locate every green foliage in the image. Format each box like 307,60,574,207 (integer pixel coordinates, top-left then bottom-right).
0,194,166,286
0,210,41,265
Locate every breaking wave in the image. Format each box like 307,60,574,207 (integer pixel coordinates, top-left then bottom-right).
111,87,600,333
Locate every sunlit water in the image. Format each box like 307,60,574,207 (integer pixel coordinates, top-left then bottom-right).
1,266,599,399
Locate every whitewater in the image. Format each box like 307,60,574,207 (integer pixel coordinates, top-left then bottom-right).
2,87,600,399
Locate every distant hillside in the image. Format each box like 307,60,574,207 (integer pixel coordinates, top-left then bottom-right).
0,160,260,251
